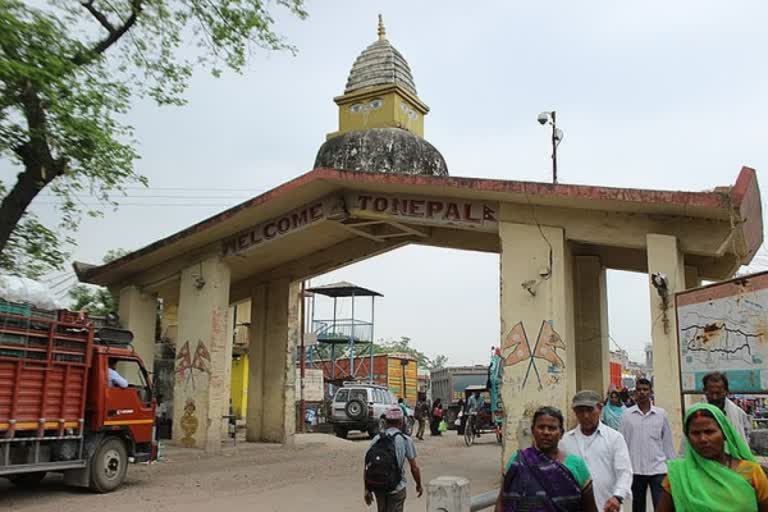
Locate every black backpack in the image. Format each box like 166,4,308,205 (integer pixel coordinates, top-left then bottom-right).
364,432,403,493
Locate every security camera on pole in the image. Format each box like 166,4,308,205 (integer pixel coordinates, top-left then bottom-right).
537,111,564,184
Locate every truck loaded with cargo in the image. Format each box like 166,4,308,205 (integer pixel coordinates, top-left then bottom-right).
0,299,156,492
430,365,489,429
311,352,419,402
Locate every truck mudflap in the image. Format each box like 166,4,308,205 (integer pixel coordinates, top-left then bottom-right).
62,432,104,488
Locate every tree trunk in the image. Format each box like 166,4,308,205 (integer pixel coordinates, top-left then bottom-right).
0,161,56,255
0,77,64,259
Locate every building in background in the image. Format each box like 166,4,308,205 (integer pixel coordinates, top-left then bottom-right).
312,352,418,403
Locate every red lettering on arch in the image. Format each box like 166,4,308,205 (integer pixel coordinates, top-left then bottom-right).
309,204,324,220
292,210,309,228
464,203,481,223
391,198,409,216
409,200,425,217
374,197,388,212
426,201,444,218
444,203,460,221
277,217,291,233
264,223,277,239
483,205,497,222
358,195,373,210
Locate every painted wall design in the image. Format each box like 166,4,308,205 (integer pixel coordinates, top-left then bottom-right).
501,320,569,459
501,320,566,390
179,399,199,448
175,340,212,391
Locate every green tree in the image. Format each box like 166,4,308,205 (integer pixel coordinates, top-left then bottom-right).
67,248,128,314
69,283,116,316
0,0,307,277
429,354,448,371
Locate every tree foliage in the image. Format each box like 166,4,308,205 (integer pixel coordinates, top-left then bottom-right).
66,247,128,314
69,283,116,316
0,0,307,277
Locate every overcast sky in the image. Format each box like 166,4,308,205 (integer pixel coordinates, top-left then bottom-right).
3,1,767,366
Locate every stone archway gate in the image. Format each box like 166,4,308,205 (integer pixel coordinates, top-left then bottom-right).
76,167,762,458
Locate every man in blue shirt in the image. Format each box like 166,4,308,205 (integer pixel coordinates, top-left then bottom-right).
364,406,423,512
107,360,128,388
467,391,485,413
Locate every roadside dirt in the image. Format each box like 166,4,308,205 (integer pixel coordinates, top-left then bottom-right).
1,432,502,511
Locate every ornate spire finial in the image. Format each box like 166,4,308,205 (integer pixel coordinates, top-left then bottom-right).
377,14,386,40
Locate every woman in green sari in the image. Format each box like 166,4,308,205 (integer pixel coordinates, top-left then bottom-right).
600,391,625,431
658,402,768,512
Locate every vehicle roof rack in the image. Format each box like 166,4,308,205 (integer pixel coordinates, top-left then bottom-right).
342,380,386,389
95,327,134,347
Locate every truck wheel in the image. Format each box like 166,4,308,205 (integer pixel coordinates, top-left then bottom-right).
90,437,128,493
9,471,47,487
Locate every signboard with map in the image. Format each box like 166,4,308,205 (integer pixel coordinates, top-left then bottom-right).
676,271,768,394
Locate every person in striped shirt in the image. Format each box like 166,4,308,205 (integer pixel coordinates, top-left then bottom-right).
620,378,676,512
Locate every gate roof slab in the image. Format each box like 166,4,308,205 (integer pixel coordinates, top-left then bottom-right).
75,166,762,288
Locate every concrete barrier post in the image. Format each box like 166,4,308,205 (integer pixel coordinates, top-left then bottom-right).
427,476,471,512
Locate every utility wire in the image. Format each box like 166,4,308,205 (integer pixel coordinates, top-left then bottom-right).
34,202,237,208
38,194,253,200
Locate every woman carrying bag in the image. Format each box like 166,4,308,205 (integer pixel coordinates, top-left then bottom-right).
431,399,444,436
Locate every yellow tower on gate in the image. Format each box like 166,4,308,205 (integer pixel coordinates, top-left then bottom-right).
328,15,430,140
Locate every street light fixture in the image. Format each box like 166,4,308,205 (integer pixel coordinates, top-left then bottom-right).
537,111,563,184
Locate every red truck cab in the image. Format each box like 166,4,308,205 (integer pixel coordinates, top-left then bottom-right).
0,303,157,492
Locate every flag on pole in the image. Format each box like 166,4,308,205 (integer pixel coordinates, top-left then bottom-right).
532,321,566,369
501,322,532,366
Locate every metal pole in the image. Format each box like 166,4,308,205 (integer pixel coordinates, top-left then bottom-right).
332,297,337,381
299,281,306,433
232,304,238,345
370,296,375,383
350,291,356,378
309,288,316,367
551,110,558,184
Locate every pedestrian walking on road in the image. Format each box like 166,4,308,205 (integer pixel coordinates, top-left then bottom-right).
620,378,676,512
702,372,751,445
601,390,626,432
364,406,423,512
560,390,633,512
430,399,443,436
658,402,768,512
398,398,411,435
495,405,598,512
414,392,429,440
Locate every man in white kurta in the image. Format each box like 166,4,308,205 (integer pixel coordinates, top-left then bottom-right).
560,390,633,512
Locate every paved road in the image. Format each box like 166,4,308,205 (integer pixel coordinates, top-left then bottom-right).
1,432,502,512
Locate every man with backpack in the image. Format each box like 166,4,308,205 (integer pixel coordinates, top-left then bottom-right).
364,406,423,512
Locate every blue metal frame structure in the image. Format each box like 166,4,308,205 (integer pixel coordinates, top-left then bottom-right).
305,282,382,389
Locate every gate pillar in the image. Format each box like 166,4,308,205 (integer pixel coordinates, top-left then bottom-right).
246,278,300,444
573,256,610,396
172,256,232,452
498,219,576,465
646,234,685,445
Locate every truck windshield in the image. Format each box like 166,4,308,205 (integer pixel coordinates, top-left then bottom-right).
113,360,151,403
